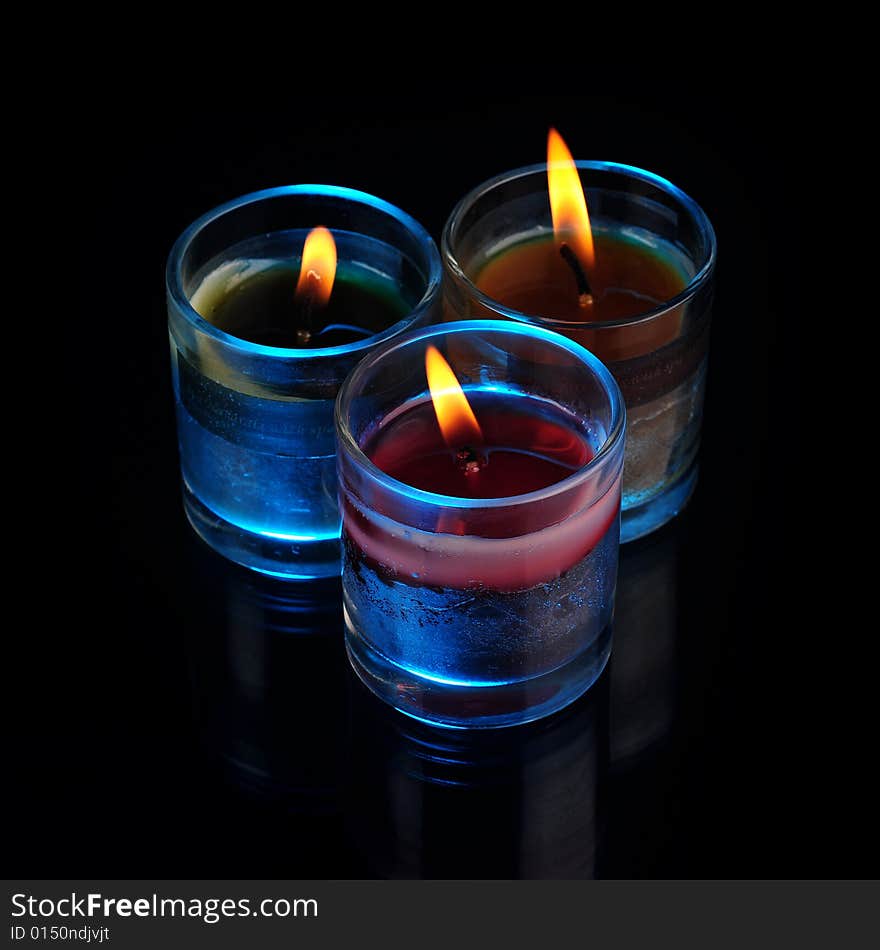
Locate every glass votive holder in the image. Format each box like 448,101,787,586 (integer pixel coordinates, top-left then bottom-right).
167,185,441,578
335,320,625,728
442,161,716,542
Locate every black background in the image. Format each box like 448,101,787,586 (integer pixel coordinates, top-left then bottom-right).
21,83,822,878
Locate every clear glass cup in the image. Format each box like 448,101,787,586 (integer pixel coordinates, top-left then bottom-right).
335,320,625,728
442,161,716,542
167,185,441,578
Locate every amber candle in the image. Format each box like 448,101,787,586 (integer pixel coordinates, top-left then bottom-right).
441,136,716,542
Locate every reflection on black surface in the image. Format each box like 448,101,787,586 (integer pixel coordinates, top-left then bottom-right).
611,520,682,768
184,534,347,811
182,518,687,878
605,519,686,876
345,671,609,879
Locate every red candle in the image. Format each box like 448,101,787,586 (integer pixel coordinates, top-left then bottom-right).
367,393,592,500
346,346,620,592
337,322,625,727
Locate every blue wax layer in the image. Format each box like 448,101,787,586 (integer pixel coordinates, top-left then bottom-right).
172,352,340,576
342,517,619,727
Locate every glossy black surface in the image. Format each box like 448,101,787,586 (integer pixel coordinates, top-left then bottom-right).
37,87,820,877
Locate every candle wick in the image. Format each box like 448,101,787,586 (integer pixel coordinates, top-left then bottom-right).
559,243,594,308
456,445,486,475
296,272,323,345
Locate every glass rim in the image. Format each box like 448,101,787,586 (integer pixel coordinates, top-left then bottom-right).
166,183,442,360
441,160,717,331
334,319,626,511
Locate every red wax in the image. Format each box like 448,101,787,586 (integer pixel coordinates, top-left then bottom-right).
346,391,622,591
366,394,593,499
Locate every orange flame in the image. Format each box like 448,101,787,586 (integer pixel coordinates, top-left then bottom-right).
295,226,337,305
425,345,483,450
547,128,594,270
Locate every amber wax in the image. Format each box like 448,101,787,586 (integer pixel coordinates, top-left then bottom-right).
441,160,716,541
476,230,688,364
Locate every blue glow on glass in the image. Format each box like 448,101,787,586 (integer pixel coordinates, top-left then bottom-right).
393,668,533,689
257,528,339,543
248,565,329,581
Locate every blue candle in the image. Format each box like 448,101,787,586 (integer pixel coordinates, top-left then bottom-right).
167,186,441,578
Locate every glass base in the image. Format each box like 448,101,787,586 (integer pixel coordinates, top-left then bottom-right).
182,484,341,579
345,617,611,730
621,462,698,543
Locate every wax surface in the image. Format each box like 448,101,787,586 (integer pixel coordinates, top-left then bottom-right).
475,231,686,323
192,260,409,348
365,393,594,499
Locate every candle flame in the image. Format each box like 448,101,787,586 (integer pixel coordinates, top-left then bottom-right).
295,226,337,306
547,128,594,270
425,345,483,450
